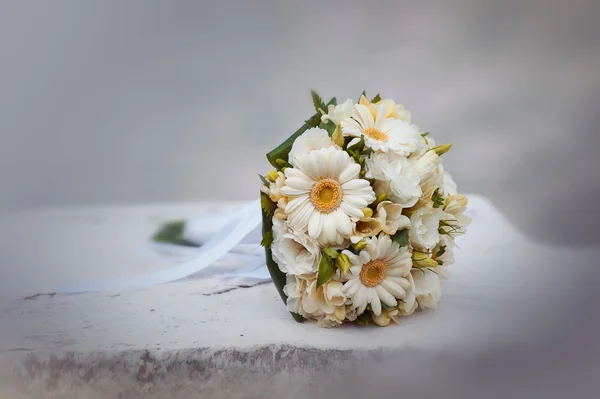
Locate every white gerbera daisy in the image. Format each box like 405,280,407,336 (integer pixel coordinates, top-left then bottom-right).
341,234,412,316
287,128,336,166
280,147,376,245
341,104,420,156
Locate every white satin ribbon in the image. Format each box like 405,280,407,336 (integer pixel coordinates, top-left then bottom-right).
56,199,264,293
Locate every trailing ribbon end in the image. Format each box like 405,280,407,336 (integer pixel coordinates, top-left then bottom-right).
56,199,264,294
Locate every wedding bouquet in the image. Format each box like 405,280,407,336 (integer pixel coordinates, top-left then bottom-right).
260,91,469,327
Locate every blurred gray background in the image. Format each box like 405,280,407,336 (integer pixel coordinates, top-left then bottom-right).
0,0,598,245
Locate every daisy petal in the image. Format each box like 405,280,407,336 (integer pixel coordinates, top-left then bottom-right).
333,208,352,236
370,290,382,316
308,211,323,239
338,162,361,184
376,284,399,307
380,279,406,299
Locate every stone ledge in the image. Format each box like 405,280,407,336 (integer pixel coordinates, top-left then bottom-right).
0,344,481,399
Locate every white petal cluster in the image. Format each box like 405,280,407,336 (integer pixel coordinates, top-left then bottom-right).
261,93,469,327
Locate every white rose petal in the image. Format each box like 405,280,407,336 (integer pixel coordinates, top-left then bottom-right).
366,152,422,208
411,268,442,310
409,207,445,251
287,128,336,166
271,218,321,275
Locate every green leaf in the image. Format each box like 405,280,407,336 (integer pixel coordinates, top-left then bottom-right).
258,174,270,187
435,244,446,258
260,231,273,249
362,147,374,157
261,194,304,323
323,247,339,259
356,312,371,326
274,158,292,171
358,90,367,101
317,254,335,288
311,90,324,112
371,93,381,103
421,132,430,137
318,119,336,137
260,193,277,218
392,229,408,247
266,97,336,168
152,220,199,247
346,135,365,161
432,189,445,208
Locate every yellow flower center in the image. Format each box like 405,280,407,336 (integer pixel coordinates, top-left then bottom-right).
363,127,388,142
360,260,387,287
310,178,342,213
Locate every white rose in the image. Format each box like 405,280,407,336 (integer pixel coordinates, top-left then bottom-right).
412,135,435,157
366,152,422,208
283,275,307,316
411,150,442,199
439,167,458,197
411,267,448,310
271,218,321,275
409,207,445,251
287,128,336,166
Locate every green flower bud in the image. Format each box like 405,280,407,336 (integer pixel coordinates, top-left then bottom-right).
332,124,345,147
335,253,351,274
433,143,452,156
266,169,279,182
412,251,438,268
353,241,368,251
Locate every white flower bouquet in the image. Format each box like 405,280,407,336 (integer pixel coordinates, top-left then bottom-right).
260,91,469,327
